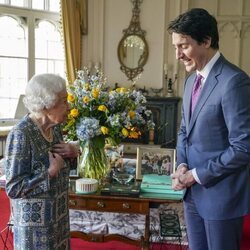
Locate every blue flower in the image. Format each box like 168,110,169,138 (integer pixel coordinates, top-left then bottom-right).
76,117,101,141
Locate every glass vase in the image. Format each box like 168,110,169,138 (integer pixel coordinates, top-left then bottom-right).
78,137,109,180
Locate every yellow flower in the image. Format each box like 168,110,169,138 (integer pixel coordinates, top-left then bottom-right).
98,105,107,112
92,88,100,98
101,126,109,135
70,108,79,117
67,93,75,102
116,87,127,93
122,128,129,137
129,131,139,139
83,96,90,103
128,110,135,119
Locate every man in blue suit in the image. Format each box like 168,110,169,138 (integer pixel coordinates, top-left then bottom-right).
168,8,250,250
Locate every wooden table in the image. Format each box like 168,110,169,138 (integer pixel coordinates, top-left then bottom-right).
69,191,182,250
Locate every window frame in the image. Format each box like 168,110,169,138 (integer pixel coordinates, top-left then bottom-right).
0,4,63,119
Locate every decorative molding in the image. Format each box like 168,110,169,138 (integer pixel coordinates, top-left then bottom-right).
218,21,240,38
241,22,250,38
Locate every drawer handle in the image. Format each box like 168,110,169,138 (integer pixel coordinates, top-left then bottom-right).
97,201,105,208
122,203,130,209
69,200,77,206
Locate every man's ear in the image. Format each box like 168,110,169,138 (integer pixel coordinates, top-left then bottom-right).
204,37,212,48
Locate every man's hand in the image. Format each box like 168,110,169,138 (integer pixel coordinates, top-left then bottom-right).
179,170,196,188
171,164,196,190
171,164,188,190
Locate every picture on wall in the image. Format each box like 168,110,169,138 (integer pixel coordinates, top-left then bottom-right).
136,146,176,180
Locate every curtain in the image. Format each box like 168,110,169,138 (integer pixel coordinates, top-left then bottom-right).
60,0,87,84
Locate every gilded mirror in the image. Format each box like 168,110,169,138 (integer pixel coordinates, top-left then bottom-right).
118,0,148,81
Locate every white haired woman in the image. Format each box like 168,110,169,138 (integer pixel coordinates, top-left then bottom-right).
4,73,79,249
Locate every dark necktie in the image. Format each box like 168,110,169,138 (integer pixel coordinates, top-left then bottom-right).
191,74,203,113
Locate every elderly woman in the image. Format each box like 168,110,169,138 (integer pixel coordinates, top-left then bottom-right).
4,73,79,249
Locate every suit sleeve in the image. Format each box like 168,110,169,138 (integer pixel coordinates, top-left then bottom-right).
176,78,189,167
196,72,250,187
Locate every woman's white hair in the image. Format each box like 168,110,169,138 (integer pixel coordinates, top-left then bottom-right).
23,73,66,114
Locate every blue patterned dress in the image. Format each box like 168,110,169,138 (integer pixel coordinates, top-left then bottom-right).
4,115,70,250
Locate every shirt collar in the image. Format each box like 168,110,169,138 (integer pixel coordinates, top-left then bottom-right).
197,51,220,83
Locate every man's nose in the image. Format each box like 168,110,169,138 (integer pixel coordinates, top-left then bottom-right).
176,49,182,60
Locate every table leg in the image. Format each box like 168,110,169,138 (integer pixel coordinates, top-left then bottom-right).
143,213,150,250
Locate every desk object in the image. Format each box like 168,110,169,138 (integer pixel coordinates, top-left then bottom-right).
75,178,98,194
100,172,140,197
100,181,141,197
159,209,183,247
140,174,184,200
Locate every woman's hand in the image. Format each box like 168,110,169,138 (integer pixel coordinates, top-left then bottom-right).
52,141,79,159
48,151,64,178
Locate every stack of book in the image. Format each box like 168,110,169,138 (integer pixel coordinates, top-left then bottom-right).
140,174,184,200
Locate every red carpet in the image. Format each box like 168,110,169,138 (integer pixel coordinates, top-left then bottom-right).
1,190,250,250
242,215,250,250
70,240,185,250
71,239,142,250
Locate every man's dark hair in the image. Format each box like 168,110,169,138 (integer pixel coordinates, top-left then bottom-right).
167,8,219,49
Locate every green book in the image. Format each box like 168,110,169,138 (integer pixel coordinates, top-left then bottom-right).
141,174,172,189
140,174,184,199
140,192,183,200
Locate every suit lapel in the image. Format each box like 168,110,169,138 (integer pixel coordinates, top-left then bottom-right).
183,74,195,132
187,56,224,136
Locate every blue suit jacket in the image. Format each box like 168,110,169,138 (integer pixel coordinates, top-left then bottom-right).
177,55,250,220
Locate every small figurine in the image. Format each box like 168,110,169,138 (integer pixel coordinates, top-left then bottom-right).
168,79,173,92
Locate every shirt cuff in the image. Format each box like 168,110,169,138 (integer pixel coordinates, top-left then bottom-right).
177,163,187,169
192,168,201,184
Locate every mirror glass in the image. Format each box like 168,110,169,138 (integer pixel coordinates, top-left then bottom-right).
117,0,148,81
118,35,148,69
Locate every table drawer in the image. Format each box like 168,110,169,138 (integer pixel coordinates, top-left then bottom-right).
69,197,87,209
69,197,149,214
87,199,148,213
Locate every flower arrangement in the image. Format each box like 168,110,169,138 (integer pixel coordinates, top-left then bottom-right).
64,68,155,179
64,68,154,143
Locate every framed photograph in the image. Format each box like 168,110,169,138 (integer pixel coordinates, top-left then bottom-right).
136,146,176,180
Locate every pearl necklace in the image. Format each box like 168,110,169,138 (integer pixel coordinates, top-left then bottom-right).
30,115,53,142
